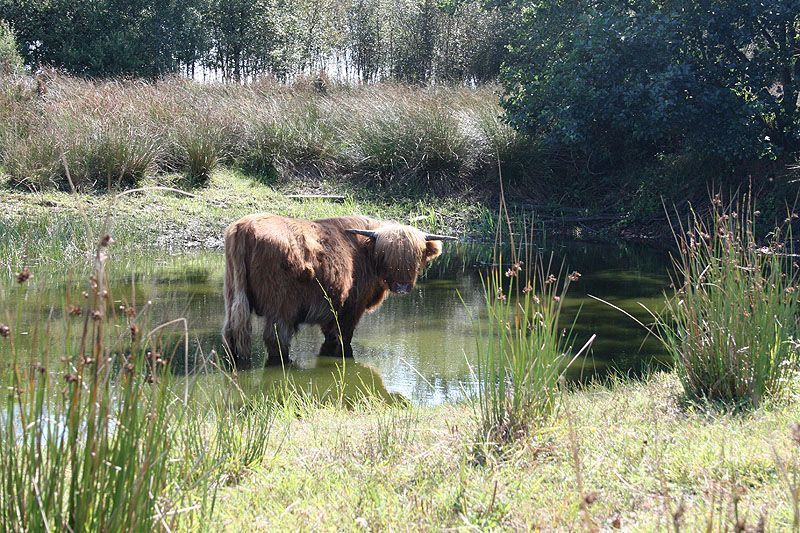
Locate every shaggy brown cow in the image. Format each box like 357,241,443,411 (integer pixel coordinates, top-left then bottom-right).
221,214,455,365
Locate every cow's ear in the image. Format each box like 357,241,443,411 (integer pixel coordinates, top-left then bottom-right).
424,240,442,260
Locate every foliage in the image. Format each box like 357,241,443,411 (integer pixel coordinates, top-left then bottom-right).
0,19,23,75
0,0,509,82
502,0,800,193
657,196,800,407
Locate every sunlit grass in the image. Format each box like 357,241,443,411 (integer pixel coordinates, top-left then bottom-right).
0,168,488,264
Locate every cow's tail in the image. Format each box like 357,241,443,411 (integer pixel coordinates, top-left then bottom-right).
222,224,251,363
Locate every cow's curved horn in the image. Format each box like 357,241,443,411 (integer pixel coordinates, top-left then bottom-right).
346,229,379,239
424,233,458,241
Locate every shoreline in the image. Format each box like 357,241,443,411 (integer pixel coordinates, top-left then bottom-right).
0,167,670,269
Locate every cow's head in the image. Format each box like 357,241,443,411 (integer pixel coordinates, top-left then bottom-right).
347,225,457,294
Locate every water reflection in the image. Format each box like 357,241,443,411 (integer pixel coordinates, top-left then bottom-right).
0,241,671,405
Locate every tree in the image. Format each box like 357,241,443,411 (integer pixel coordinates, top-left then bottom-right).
0,19,24,75
502,0,800,176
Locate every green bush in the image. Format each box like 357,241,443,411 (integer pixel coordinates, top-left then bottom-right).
0,20,23,76
501,0,799,200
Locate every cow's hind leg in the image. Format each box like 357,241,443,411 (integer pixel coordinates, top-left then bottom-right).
263,319,293,366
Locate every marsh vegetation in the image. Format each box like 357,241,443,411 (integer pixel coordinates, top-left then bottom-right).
2,0,800,528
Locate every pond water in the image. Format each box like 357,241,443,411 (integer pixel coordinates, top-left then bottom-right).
0,240,671,405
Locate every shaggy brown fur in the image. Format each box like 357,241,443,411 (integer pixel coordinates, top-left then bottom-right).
222,214,444,365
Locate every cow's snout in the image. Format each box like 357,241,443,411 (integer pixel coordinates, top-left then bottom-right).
391,281,412,294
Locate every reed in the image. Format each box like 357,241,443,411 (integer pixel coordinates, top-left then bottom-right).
0,74,531,194
471,218,589,446
0,232,184,530
657,195,800,407
0,198,284,528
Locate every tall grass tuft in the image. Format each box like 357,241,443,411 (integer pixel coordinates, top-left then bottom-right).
472,221,588,446
659,195,800,407
0,233,183,530
0,75,536,194
0,231,286,528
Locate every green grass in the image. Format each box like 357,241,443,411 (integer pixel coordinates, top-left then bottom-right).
2,223,800,529
204,373,800,530
0,168,491,266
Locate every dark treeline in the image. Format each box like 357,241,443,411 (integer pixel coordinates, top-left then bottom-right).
501,0,800,213
0,0,509,83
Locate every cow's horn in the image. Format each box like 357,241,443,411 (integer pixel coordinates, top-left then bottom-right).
424,233,458,241
346,229,379,239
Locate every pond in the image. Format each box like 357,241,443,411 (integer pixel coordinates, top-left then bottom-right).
0,240,671,405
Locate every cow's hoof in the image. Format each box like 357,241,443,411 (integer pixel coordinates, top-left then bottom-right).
265,356,291,367
319,342,353,358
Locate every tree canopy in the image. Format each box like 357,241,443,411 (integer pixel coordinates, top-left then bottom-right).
0,0,509,82
502,0,800,175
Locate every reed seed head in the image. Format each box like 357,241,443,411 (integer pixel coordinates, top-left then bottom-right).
16,266,32,283
791,422,800,446
522,283,533,293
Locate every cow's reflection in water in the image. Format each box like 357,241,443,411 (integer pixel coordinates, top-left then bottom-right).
199,357,407,407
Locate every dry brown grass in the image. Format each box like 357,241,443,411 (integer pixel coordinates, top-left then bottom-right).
0,75,530,194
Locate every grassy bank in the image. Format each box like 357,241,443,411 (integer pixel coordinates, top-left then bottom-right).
208,373,800,530
0,168,489,266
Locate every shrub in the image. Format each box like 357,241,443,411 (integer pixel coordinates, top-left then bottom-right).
0,20,23,76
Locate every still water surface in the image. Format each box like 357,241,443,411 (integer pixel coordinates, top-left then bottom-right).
1,241,671,405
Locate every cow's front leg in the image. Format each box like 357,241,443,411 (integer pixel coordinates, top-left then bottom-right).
263,319,293,366
319,321,354,358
